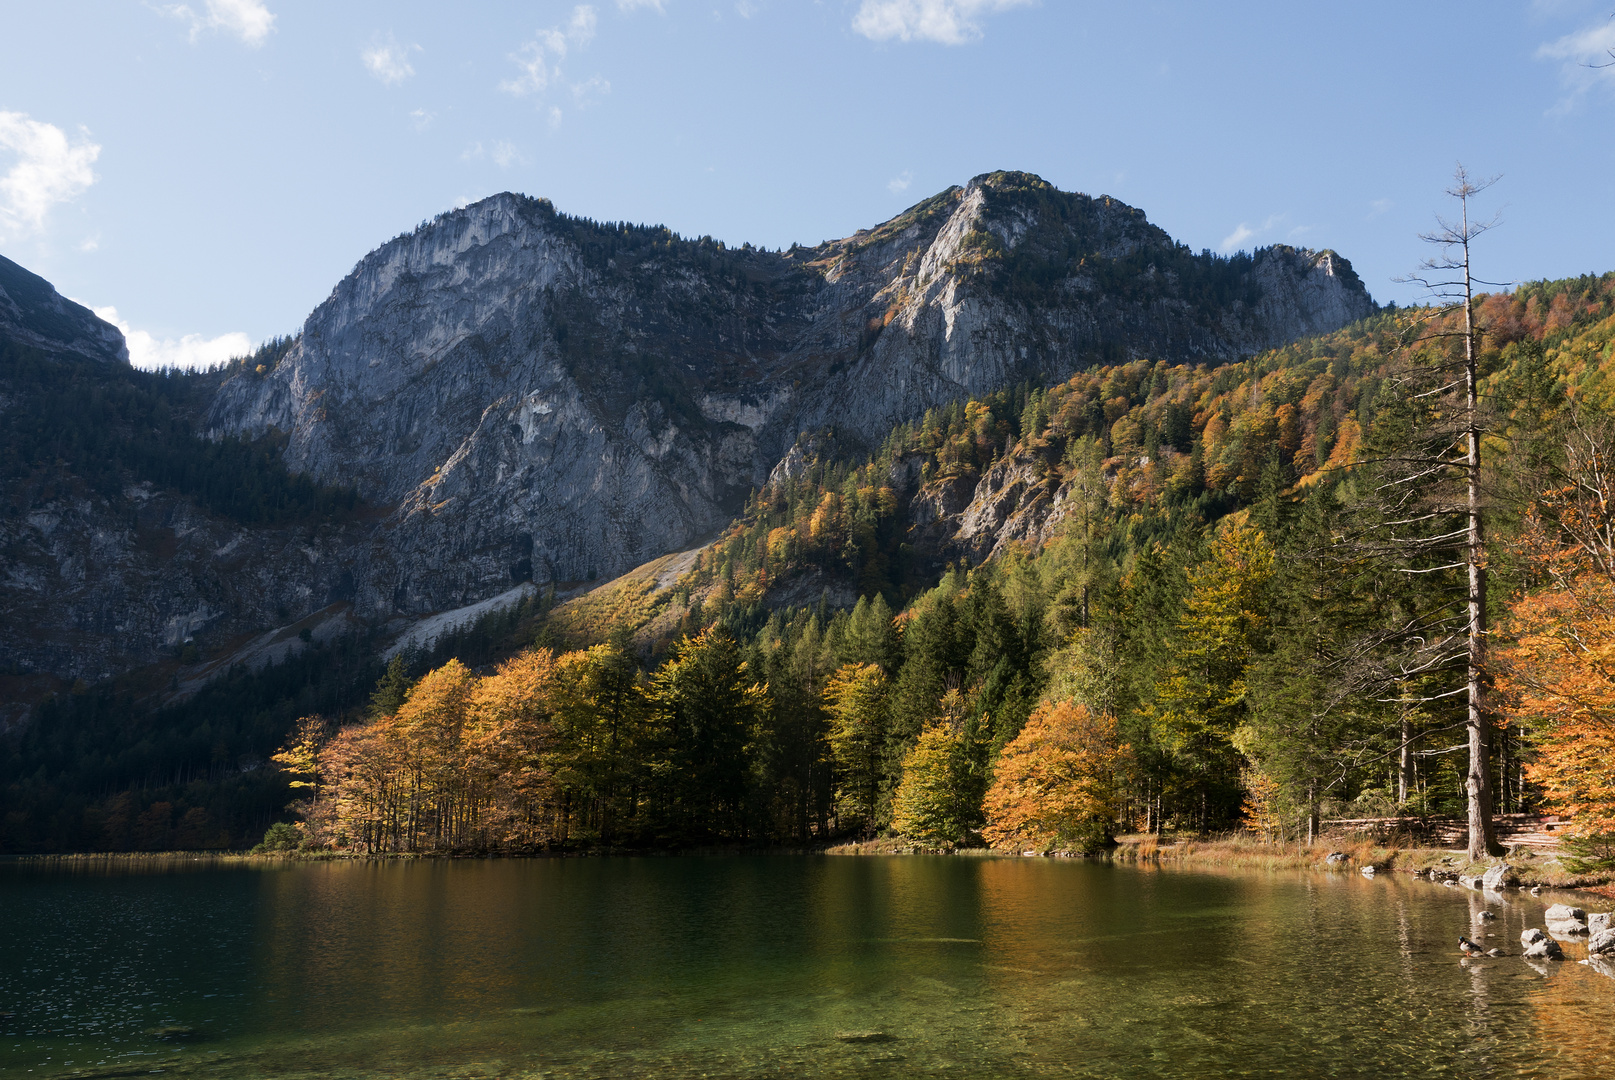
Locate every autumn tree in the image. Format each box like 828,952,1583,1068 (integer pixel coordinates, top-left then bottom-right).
1498,411,1615,837
890,689,988,846
982,700,1131,853
823,661,890,835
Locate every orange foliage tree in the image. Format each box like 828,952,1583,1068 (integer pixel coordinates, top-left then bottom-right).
1499,551,1615,837
982,700,1132,853
1498,411,1615,836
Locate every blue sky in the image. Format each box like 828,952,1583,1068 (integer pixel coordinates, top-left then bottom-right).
2,1,1613,367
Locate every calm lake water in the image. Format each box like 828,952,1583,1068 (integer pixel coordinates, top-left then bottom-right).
2,856,1612,1079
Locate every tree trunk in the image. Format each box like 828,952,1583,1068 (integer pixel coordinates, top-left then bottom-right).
1398,714,1414,805
1461,223,1501,860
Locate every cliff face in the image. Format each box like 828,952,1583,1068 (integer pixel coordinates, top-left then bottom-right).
3,170,1373,685
207,171,1372,624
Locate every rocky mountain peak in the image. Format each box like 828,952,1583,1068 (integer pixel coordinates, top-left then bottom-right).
0,254,128,365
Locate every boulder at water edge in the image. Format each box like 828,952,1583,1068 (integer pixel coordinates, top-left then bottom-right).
1589,928,1615,957
1481,864,1515,890
1589,912,1612,935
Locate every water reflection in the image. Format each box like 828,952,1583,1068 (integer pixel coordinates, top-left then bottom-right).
1,857,1611,1078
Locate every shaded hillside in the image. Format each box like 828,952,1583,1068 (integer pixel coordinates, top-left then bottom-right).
0,266,364,694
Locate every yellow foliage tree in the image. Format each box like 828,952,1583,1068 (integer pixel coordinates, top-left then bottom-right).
983,700,1130,852
823,661,889,835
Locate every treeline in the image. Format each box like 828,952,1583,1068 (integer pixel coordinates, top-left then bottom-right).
276,588,1127,853
1,336,359,526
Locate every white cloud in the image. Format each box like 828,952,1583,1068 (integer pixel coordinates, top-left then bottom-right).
501,6,598,98
570,74,611,106
1217,223,1254,254
79,235,100,252
617,0,665,10
93,305,252,371
1216,213,1287,254
1367,198,1393,219
162,0,276,47
852,0,1034,45
409,108,435,131
888,170,912,194
362,35,419,86
0,112,100,243
491,141,521,167
1536,18,1615,109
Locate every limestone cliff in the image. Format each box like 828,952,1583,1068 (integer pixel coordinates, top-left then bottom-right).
4,170,1373,685
208,171,1371,623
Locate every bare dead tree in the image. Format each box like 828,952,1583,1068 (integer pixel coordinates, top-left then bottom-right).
1393,164,1506,859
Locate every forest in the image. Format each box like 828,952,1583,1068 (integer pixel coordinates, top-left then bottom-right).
260,268,1615,858
7,256,1615,859
0,334,359,527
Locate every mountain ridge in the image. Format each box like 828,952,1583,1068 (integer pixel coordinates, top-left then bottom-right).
3,170,1372,688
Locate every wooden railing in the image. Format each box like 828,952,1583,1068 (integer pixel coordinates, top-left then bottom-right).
1319,813,1570,850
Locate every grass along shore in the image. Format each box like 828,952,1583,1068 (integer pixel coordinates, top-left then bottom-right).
14,836,1615,899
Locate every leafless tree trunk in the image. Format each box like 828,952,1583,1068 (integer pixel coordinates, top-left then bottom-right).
1406,165,1503,859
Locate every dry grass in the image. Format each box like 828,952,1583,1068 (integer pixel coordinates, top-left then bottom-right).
545,552,689,645
1109,832,1615,890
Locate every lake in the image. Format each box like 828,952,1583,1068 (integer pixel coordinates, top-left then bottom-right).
2,855,1612,1078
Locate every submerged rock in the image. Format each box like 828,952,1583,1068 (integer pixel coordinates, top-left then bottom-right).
1474,910,1497,921
836,1032,896,1044
1545,904,1588,935
1524,938,1565,961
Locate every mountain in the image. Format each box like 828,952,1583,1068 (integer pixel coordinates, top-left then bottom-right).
0,254,127,364
206,171,1370,614
2,170,1372,691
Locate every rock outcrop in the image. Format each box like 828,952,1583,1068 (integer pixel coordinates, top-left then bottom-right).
208,172,1372,621
4,171,1374,685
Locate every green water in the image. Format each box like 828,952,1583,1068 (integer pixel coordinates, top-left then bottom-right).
2,856,1612,1078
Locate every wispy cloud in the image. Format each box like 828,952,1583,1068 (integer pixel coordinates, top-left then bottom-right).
888,170,913,194
0,112,100,243
852,0,1034,45
492,141,521,168
1537,17,1615,111
161,0,275,47
93,305,252,370
570,74,611,107
501,6,598,98
617,0,665,10
410,108,435,131
1367,198,1393,220
362,34,419,85
1217,213,1287,254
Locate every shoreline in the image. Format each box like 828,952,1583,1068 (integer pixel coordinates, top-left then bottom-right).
10,837,1614,899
